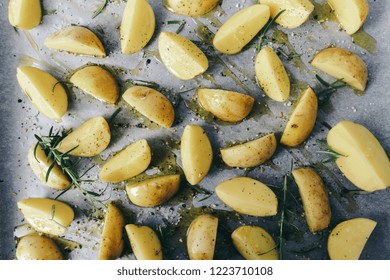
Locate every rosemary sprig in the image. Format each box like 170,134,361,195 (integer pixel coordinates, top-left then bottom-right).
168,20,186,34
316,75,347,96
276,47,301,61
255,9,286,51
316,139,346,163
92,0,109,19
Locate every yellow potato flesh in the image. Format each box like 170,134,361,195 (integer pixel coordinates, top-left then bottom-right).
99,139,152,183
16,66,68,121
120,0,155,54
180,125,213,185
70,66,119,104
328,218,376,260
158,32,208,80
17,198,74,236
16,234,63,260
220,133,277,168
281,87,318,147
45,26,106,57
125,224,163,260
215,177,278,216
57,116,111,157
197,88,254,122
8,0,41,30
186,214,218,260
292,168,331,232
232,226,278,260
311,47,368,91
213,4,270,54
165,0,220,16
123,86,175,128
255,46,290,102
327,120,390,192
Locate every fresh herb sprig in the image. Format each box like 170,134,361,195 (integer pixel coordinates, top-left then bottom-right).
255,9,286,51
168,20,186,34
92,0,109,19
316,139,346,163
316,75,347,96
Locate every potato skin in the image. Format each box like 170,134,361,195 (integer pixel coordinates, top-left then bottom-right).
125,224,163,260
165,0,220,16
16,234,64,260
8,0,41,30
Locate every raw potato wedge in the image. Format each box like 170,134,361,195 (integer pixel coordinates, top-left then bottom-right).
17,198,74,236
327,0,369,35
70,66,119,104
123,86,175,128
327,120,390,192
8,0,41,30
220,134,277,168
255,47,290,102
126,174,181,207
311,47,368,91
292,168,331,232
120,0,155,54
125,224,163,260
328,218,376,260
197,89,254,122
16,234,64,260
98,203,124,260
45,26,106,57
165,0,220,16
180,125,213,185
99,139,152,183
213,4,270,54
280,87,318,147
158,32,208,80
186,214,218,260
16,66,68,121
28,145,70,190
215,177,278,217
260,0,314,28
57,116,111,157
232,226,278,260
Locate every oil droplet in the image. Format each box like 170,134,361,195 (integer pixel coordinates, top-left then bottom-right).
351,28,377,54
312,2,337,25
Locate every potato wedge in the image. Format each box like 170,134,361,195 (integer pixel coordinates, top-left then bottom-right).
180,125,213,185
232,226,278,260
311,47,368,91
98,203,124,260
165,0,220,16
215,177,278,216
57,116,111,157
120,0,155,54
125,224,163,260
186,214,218,260
158,32,208,80
327,0,369,35
255,46,290,102
16,66,68,121
220,133,277,168
328,218,376,260
280,87,318,147
213,4,270,54
17,198,74,236
197,89,254,122
45,26,106,57
8,0,41,30
99,139,152,183
16,234,64,260
123,86,175,128
260,0,314,28
327,120,390,192
70,66,119,104
292,168,331,232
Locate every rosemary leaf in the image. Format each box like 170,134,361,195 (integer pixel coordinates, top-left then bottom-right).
92,0,109,19
108,108,122,126
256,9,286,51
45,161,56,182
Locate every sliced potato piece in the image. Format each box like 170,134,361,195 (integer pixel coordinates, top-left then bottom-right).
16,234,64,260
120,0,155,54
99,139,152,183
186,214,218,260
158,32,208,80
280,87,318,147
255,46,290,102
8,0,41,30
123,86,175,128
165,0,220,16
125,224,163,260
215,177,278,216
328,218,376,260
17,198,74,236
292,168,331,232
45,26,106,57
221,134,277,168
311,47,368,91
327,120,390,192
213,4,270,54
197,88,254,122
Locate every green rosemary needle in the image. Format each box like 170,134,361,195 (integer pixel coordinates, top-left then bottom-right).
92,0,109,19
255,9,286,51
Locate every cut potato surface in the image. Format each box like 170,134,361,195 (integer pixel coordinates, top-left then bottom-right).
165,0,220,16
8,0,41,30
16,234,64,260
125,224,163,260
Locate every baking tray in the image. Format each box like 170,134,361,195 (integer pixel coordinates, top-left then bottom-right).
1,0,389,260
